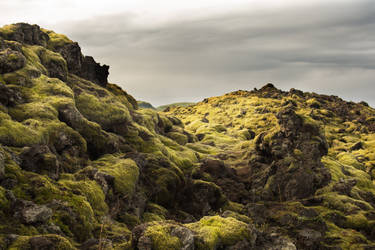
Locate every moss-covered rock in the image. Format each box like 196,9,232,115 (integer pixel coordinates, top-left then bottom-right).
186,216,256,249
8,234,76,250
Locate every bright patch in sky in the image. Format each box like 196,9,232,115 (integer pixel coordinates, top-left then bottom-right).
1,0,344,26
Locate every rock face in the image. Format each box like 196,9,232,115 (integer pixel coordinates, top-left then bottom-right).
81,56,109,87
0,48,26,74
250,106,331,201
0,23,49,46
0,22,109,86
1,22,375,250
0,83,23,106
14,199,52,224
52,40,109,86
20,145,60,180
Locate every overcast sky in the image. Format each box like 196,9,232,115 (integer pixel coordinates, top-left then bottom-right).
1,0,374,107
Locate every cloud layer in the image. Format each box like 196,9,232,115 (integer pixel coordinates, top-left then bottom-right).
9,1,375,106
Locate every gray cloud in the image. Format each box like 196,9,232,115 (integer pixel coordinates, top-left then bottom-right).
54,0,375,107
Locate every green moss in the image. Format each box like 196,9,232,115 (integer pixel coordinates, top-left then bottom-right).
59,179,108,216
100,222,132,248
142,212,165,222
53,194,96,242
0,24,17,38
142,222,183,250
166,132,188,145
8,234,76,250
337,152,365,171
157,102,195,111
21,45,48,74
118,213,140,229
186,216,253,250
0,114,43,146
222,210,252,224
43,29,73,50
345,212,369,230
106,83,137,110
38,47,68,79
75,92,131,130
145,203,168,218
93,155,139,196
324,222,369,249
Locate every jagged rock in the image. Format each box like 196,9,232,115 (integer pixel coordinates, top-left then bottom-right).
81,56,109,87
76,167,115,194
332,178,357,195
0,48,26,74
54,43,109,86
194,158,249,203
0,23,49,46
0,82,23,106
250,107,331,201
350,141,363,151
14,199,52,224
296,229,322,248
39,49,68,81
54,42,83,75
20,145,60,180
0,23,109,86
178,179,227,217
58,105,121,158
255,231,297,250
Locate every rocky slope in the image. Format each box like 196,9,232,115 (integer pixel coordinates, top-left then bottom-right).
0,23,374,249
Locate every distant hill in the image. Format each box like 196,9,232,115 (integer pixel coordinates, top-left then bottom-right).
157,102,195,111
137,100,156,109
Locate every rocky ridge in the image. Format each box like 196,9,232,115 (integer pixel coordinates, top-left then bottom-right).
0,23,374,249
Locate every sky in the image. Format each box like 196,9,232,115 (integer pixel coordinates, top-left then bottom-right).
1,0,374,107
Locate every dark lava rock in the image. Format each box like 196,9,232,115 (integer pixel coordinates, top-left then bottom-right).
39,49,68,81
81,56,109,87
177,179,227,218
332,178,357,195
20,145,60,180
249,106,331,201
0,82,24,106
13,199,52,224
350,141,363,151
0,48,26,74
194,158,249,203
0,23,49,46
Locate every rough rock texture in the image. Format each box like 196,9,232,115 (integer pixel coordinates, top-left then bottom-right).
0,82,23,106
250,106,331,201
81,56,109,87
0,23,49,46
14,199,52,224
0,48,26,74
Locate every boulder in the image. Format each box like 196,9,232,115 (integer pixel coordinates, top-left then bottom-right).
0,23,49,46
81,56,109,87
0,82,23,106
0,48,26,74
20,145,60,180
14,199,52,224
132,222,194,250
250,107,331,201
